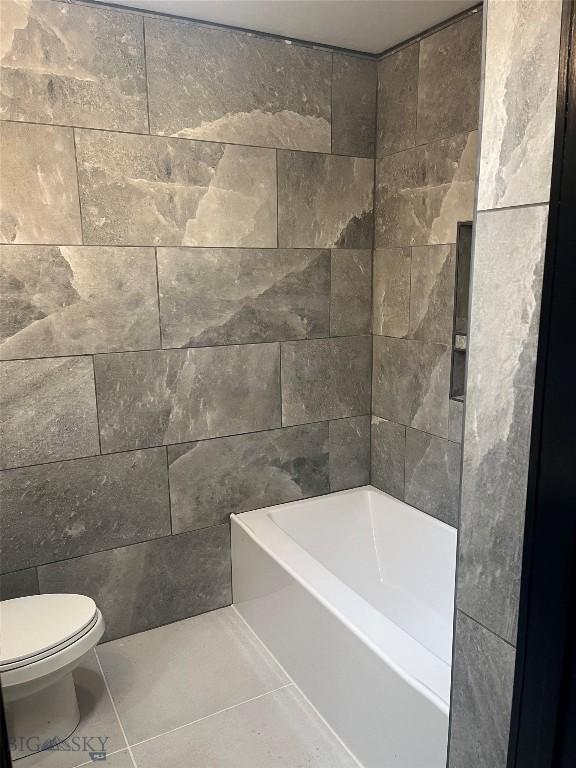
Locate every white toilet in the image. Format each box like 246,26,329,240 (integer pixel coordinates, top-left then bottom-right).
0,594,105,760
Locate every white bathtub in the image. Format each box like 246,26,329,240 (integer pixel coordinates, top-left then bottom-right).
231,486,457,768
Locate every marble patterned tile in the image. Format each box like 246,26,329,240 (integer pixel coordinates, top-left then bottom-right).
330,250,372,336
168,424,329,533
477,0,562,210
448,611,515,768
372,247,411,337
329,415,370,492
377,44,418,158
145,18,331,152
0,357,99,469
375,131,477,248
449,398,464,443
332,54,377,158
0,0,147,131
416,12,482,145
94,344,281,453
158,248,329,348
370,416,405,500
409,244,456,345
0,122,81,244
0,568,38,600
372,336,451,437
38,525,231,642
0,449,170,572
457,205,548,644
404,429,461,526
75,129,277,247
0,245,160,359
281,337,371,426
277,151,374,249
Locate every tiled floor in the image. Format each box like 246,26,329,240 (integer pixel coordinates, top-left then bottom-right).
20,607,358,768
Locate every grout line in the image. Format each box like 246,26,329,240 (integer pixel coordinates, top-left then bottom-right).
477,200,551,216
71,747,131,768
165,445,173,536
376,126,478,163
71,127,85,244
90,356,103,455
153,246,163,348
94,652,139,767
141,15,151,135
126,682,294,751
457,608,517,650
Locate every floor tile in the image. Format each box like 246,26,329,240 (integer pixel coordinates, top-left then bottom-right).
19,652,126,768
131,686,358,767
96,608,287,744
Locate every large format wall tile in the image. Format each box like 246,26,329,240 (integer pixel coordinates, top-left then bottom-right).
94,344,280,453
404,429,461,527
372,247,411,337
329,416,370,491
416,12,482,144
477,0,562,210
332,54,377,158
157,248,329,347
0,357,99,469
375,131,477,248
457,206,548,643
449,399,464,443
0,0,147,132
0,122,81,244
0,449,170,572
370,416,405,500
145,19,331,152
168,423,329,533
281,337,371,425
0,246,160,359
448,612,515,768
372,336,451,437
38,526,231,641
377,44,418,157
277,151,374,249
75,130,277,247
330,250,372,337
409,245,456,345
0,568,38,601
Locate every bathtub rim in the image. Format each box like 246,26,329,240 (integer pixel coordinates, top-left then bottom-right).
231,485,455,715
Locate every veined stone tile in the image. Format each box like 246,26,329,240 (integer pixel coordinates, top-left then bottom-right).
375,131,477,248
330,250,372,336
0,245,160,359
372,247,410,337
448,612,515,768
332,54,377,158
0,357,99,470
370,416,405,500
377,44,418,158
0,0,147,131
0,568,38,600
277,151,374,249
281,336,371,426
404,429,461,527
458,206,548,644
477,0,562,210
417,12,482,145
75,130,277,247
409,244,456,345
449,398,464,443
168,423,329,533
0,122,81,244
158,248,330,348
372,336,451,438
0,449,170,572
94,344,281,453
329,416,370,491
38,525,232,641
145,18,331,152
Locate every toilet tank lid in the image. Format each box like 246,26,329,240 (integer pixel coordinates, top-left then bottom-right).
0,594,98,666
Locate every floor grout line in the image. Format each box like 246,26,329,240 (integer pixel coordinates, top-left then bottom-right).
94,651,139,768
70,746,130,768
126,682,294,751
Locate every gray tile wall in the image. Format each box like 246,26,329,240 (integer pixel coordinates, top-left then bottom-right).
0,0,375,640
448,2,563,766
371,9,482,528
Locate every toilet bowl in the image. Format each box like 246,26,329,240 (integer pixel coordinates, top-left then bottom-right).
0,594,105,760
